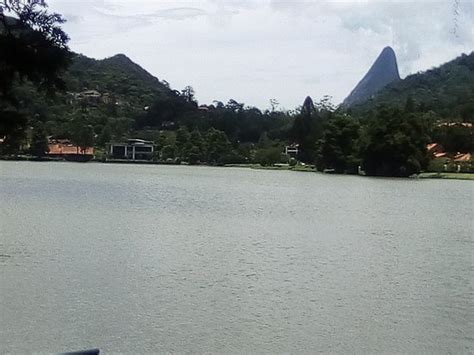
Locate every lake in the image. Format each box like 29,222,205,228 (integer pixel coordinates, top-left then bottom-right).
0,161,472,353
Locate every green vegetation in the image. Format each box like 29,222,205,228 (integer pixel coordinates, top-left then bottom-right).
418,172,474,181
1,1,472,178
358,107,430,177
1,1,71,154
29,121,48,157
350,52,474,120
316,114,360,174
225,163,316,173
427,157,473,174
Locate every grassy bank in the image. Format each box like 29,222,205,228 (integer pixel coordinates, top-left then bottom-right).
418,172,474,180
226,163,474,180
224,163,316,172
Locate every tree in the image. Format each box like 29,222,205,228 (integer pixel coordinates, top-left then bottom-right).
29,120,48,156
188,128,204,164
404,96,415,113
161,144,175,161
315,95,336,112
269,98,279,112
0,0,71,95
257,132,271,148
291,108,326,163
154,132,168,151
212,100,225,109
109,117,131,140
97,125,112,147
205,128,231,164
69,118,94,153
0,108,27,153
226,99,244,112
316,114,360,173
0,0,71,152
181,85,195,103
360,107,430,177
254,146,283,166
175,126,190,159
188,145,201,165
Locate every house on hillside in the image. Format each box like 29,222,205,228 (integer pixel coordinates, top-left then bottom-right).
438,122,473,128
76,90,101,99
454,152,471,162
74,90,102,105
427,143,446,158
107,139,154,161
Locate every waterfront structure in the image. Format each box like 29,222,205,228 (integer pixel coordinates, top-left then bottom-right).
47,139,94,161
285,143,299,157
107,139,154,161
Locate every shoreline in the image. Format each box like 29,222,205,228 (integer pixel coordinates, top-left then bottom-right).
417,172,474,181
1,157,473,180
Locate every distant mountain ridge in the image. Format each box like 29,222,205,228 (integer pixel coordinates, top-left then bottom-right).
343,46,401,107
349,52,474,120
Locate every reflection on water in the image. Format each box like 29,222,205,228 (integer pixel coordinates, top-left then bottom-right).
0,161,472,353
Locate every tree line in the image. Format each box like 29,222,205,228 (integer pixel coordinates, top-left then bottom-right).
1,0,472,177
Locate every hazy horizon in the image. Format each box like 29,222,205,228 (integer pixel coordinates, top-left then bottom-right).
48,0,473,110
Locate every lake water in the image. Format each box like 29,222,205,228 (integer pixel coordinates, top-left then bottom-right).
0,161,472,353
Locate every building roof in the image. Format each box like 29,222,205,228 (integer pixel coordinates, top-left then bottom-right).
454,152,471,162
80,90,101,97
48,143,94,155
127,139,154,145
438,122,473,128
427,143,438,151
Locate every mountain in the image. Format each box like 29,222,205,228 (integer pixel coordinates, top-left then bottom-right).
63,53,173,109
9,51,181,140
302,96,315,115
343,46,401,107
349,52,474,120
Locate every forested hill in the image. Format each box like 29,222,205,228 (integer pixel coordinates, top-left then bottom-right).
12,51,184,140
63,52,173,108
347,52,474,121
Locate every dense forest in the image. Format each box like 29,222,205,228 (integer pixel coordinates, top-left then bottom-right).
1,1,472,176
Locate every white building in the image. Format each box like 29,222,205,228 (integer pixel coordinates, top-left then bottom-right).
285,143,299,157
107,139,154,161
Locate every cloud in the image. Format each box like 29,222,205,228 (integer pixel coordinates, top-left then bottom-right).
47,0,473,109
146,7,207,20
95,5,207,21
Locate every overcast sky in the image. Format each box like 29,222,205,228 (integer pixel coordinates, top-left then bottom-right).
47,0,473,110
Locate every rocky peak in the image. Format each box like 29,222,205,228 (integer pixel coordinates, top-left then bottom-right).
302,96,315,115
343,46,401,107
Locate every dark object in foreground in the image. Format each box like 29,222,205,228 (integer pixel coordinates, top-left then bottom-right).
59,349,99,355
